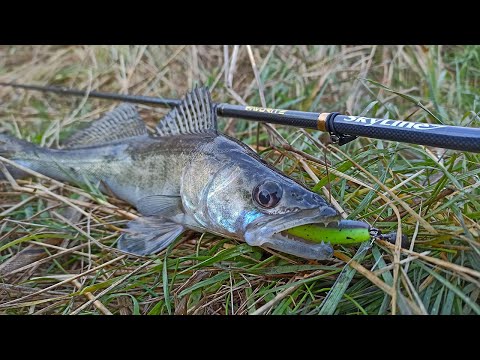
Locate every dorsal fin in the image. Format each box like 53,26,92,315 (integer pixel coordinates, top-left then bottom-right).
156,87,217,136
64,103,148,148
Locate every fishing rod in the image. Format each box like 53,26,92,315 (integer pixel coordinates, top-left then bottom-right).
1,82,479,153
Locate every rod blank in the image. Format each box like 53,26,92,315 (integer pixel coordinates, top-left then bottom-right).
1,82,479,153
0,82,181,107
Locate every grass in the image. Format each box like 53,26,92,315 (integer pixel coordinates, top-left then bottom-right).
0,45,479,315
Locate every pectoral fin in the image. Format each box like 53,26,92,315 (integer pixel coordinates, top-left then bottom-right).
117,217,185,256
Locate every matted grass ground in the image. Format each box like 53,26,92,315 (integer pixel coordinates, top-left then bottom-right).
0,45,478,315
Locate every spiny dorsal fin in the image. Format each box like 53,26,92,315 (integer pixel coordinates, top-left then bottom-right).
156,87,217,136
64,103,148,148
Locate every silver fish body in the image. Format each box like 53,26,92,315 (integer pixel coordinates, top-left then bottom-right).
0,88,341,259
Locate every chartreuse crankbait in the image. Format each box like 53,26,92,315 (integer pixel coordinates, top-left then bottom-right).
285,220,371,245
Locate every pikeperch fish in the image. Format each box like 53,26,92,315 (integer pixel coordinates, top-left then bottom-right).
0,88,344,259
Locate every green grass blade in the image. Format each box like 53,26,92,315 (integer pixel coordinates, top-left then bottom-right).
418,263,480,315
318,242,370,315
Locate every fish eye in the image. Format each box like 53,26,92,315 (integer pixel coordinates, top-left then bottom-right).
253,181,283,208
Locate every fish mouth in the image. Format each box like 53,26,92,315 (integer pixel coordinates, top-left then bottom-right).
244,207,341,260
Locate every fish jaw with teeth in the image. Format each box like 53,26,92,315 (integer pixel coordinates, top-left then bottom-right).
243,207,340,260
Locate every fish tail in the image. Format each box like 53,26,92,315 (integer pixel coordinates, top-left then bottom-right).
0,132,39,157
0,133,38,179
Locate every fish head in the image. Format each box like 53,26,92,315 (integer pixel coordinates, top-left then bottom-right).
240,163,340,260
185,137,341,260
